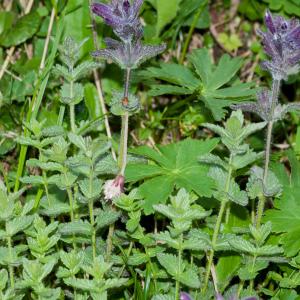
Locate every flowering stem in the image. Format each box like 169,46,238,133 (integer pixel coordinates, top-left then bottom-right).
107,68,131,261
118,68,131,176
256,79,280,228
203,153,233,293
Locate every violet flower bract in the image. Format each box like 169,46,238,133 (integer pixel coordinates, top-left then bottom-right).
92,37,166,69
257,10,300,80
91,0,166,69
232,11,300,121
91,0,143,42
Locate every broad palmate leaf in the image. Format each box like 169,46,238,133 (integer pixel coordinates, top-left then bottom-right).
140,48,256,120
264,151,300,257
126,138,218,214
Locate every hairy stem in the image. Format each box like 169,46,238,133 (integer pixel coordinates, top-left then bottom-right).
89,167,96,260
7,236,14,289
256,79,281,228
69,80,76,133
107,68,131,261
175,234,183,300
89,199,96,259
106,214,115,262
203,153,233,293
118,68,131,176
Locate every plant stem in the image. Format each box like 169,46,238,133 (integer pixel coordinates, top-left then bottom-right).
179,0,208,64
106,69,131,260
89,200,96,260
89,167,96,260
7,236,14,289
106,215,115,262
256,79,281,228
175,234,183,300
58,105,65,126
118,68,131,176
203,153,233,293
69,80,76,133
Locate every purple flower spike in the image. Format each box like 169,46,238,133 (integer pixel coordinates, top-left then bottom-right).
257,10,300,80
91,0,143,42
180,292,193,300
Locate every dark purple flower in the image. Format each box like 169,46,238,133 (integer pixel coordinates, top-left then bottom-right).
180,292,193,300
257,10,300,80
92,37,166,69
91,0,143,42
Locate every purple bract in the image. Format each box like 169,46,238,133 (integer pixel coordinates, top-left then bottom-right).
91,0,143,42
257,10,300,80
92,37,166,69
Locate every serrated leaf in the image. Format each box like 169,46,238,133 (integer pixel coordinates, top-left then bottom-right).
78,178,102,200
127,253,149,266
247,166,282,198
95,209,120,229
156,253,179,277
153,231,180,249
265,186,300,257
126,138,218,214
6,215,33,237
229,237,256,254
59,221,92,236
191,48,255,120
68,133,87,151
178,265,200,288
208,166,248,206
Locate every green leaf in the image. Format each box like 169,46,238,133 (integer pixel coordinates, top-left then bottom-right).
144,64,199,90
153,231,180,249
156,0,181,35
0,11,41,47
78,178,103,200
59,221,92,236
146,47,257,119
0,11,14,35
216,255,241,292
247,166,282,198
209,167,248,206
229,237,256,254
127,253,149,266
156,253,179,277
178,265,200,288
126,138,218,214
265,187,300,257
68,133,87,151
154,189,210,232
95,209,120,229
148,85,193,96
0,269,8,291
6,216,33,237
